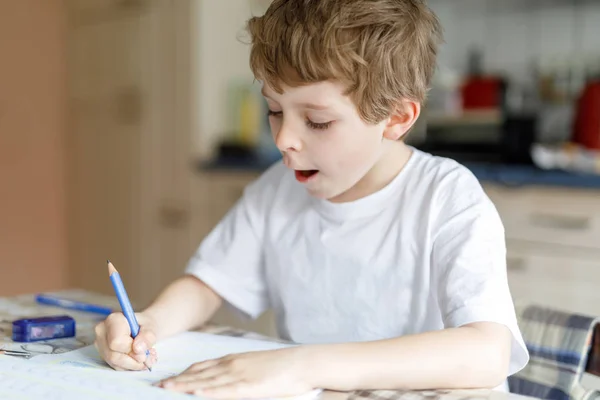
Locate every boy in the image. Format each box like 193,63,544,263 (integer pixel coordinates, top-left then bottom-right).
94,0,529,398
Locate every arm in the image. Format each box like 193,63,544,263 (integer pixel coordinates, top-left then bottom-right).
158,320,512,396
142,275,223,341
302,321,511,391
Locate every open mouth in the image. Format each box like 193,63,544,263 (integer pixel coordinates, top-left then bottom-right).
295,169,319,182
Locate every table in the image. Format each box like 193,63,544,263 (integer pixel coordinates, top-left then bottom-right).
0,290,534,400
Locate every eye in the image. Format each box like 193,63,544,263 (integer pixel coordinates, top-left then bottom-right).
306,119,332,130
267,110,282,117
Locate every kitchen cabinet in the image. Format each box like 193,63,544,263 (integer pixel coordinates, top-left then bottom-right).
485,184,600,251
484,183,600,316
506,246,600,316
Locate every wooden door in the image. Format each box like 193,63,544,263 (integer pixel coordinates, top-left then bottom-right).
137,0,195,306
66,0,195,307
66,0,149,300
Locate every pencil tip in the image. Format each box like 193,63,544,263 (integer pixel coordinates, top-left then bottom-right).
107,260,117,276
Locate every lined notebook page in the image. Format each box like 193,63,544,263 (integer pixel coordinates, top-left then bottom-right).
14,332,322,400
0,355,188,400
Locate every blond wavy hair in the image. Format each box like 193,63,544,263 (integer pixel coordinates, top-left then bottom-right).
246,0,443,124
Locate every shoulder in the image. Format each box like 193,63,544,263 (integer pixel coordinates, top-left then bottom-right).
408,149,492,210
406,149,500,233
408,149,483,195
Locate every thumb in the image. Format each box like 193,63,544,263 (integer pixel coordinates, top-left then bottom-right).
132,326,156,354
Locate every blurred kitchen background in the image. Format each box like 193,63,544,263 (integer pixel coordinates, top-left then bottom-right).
1,0,599,336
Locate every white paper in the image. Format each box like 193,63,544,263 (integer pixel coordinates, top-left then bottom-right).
0,354,189,400
3,332,321,400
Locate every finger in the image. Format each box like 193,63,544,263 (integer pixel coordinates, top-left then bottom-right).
105,351,148,371
145,352,157,368
94,327,145,371
132,325,156,354
147,348,158,366
129,346,154,364
94,330,123,369
163,374,240,394
104,313,135,354
181,358,221,374
93,323,107,354
94,321,106,341
128,349,158,367
129,349,150,364
169,365,228,384
158,364,227,387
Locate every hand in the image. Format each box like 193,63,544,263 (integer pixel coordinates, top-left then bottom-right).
157,347,315,399
94,311,158,371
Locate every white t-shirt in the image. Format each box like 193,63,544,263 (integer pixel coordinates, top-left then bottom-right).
186,147,529,385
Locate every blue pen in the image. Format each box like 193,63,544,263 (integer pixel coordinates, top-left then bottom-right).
35,294,113,316
107,260,152,371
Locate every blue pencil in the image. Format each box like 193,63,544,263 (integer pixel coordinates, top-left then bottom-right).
35,294,113,316
107,260,152,371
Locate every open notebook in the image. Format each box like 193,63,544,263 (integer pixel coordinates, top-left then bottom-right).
0,332,322,400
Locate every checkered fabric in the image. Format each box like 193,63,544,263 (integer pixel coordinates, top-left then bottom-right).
508,304,600,400
348,389,494,400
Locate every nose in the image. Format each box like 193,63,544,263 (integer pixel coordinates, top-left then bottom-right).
274,120,303,153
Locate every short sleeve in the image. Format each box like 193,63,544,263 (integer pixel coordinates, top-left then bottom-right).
185,179,269,319
431,168,529,376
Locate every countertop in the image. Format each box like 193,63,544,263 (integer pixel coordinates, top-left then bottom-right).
1,290,537,400
464,162,600,189
199,157,600,190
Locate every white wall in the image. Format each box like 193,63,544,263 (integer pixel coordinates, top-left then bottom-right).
193,0,269,160
429,0,600,77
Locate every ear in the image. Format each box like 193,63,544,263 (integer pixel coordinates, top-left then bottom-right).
383,101,421,141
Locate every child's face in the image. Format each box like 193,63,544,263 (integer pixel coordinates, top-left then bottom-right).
262,80,414,202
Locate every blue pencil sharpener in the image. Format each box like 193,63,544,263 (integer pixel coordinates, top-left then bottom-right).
12,315,76,342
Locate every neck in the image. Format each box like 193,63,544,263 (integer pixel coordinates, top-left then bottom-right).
329,141,412,203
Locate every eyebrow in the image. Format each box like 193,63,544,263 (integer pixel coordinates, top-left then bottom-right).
261,89,331,111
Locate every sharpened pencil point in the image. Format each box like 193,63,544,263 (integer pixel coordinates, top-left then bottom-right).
107,260,117,276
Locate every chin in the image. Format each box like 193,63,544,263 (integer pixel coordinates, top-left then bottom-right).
305,176,360,202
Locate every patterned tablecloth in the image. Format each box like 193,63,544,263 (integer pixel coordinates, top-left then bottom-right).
0,290,535,400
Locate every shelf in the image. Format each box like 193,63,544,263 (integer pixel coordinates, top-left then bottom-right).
425,109,502,128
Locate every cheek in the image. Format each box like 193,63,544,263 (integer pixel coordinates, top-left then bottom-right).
268,119,281,138
325,125,382,170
